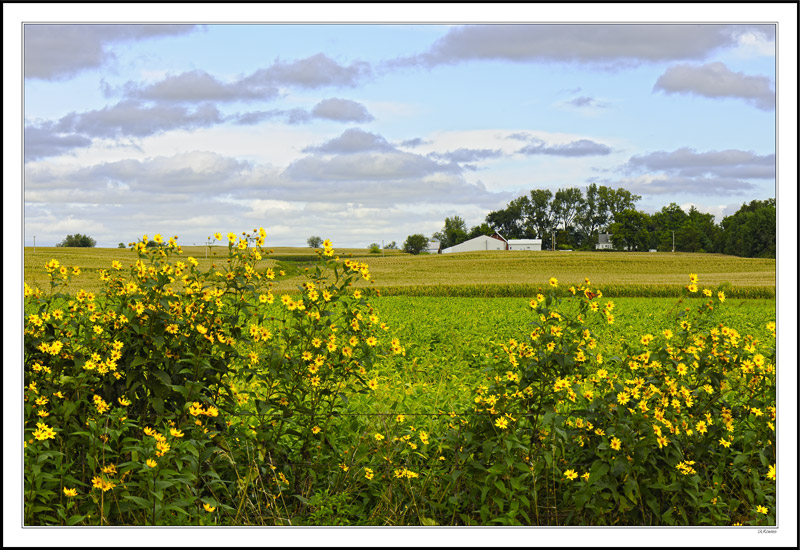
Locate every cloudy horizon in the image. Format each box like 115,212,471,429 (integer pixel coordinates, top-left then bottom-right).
19,20,781,248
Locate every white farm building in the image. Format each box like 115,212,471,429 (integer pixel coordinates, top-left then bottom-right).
595,233,613,250
507,239,542,251
425,239,442,254
441,232,542,253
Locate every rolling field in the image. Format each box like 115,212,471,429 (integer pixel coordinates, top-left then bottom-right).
23,246,776,296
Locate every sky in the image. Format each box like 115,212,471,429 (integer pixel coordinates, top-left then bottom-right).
11,7,791,248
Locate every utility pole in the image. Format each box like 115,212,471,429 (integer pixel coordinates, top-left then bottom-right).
33,236,36,253
672,230,675,253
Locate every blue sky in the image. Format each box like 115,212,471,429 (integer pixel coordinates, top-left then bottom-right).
9,6,794,250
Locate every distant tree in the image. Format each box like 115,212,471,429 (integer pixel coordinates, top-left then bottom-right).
719,199,776,258
574,183,610,248
368,243,381,254
56,233,96,248
432,216,469,249
307,236,323,248
486,196,530,239
118,242,125,248
525,189,556,247
551,187,585,232
402,234,429,255
674,207,718,253
384,241,398,250
608,209,651,251
467,222,495,239
597,186,641,223
650,202,689,251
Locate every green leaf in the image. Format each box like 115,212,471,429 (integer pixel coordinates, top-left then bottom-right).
66,514,87,525
152,397,164,415
153,370,171,386
623,477,638,504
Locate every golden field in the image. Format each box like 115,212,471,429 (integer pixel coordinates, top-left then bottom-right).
23,246,775,295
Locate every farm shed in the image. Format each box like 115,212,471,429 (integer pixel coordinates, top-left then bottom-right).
595,233,613,250
507,238,542,251
425,239,442,254
441,233,508,253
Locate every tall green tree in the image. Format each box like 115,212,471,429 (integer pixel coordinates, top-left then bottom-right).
467,222,495,239
574,183,610,248
674,207,719,253
525,189,556,243
597,186,642,223
486,197,530,239
433,216,469,249
650,203,688,251
719,199,776,258
551,187,585,231
608,209,651,251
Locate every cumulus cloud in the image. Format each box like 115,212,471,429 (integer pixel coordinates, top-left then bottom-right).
24,145,511,247
302,128,394,154
517,138,612,157
389,24,772,68
26,146,506,214
24,125,93,161
398,137,429,148
25,151,253,201
126,69,279,103
120,54,372,104
52,99,223,139
601,146,774,197
25,100,225,159
310,98,374,122
229,108,312,126
24,24,198,80
284,151,460,182
599,175,757,196
28,96,375,159
242,53,371,89
429,148,503,163
626,147,775,179
653,62,775,110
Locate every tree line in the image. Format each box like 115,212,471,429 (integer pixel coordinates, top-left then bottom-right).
403,185,775,258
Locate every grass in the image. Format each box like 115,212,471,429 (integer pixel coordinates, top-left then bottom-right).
24,247,776,296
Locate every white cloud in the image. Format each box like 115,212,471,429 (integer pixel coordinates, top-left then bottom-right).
310,98,374,123
303,128,393,154
653,62,775,110
626,147,775,179
241,53,371,89
24,24,198,80
388,24,773,68
732,29,776,58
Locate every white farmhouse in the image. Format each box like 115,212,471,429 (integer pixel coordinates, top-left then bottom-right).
595,233,613,250
507,238,542,251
